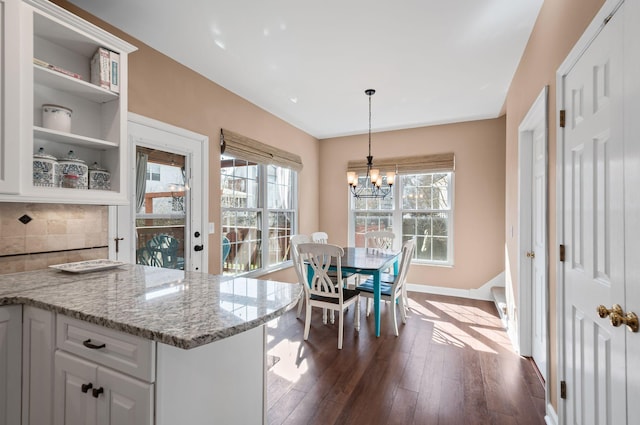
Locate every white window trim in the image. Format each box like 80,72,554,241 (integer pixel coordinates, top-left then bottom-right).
348,172,454,266
221,161,298,277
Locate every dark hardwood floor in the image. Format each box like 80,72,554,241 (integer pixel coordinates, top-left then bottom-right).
266,292,546,425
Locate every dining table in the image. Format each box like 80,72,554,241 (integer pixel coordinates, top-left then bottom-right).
334,247,400,337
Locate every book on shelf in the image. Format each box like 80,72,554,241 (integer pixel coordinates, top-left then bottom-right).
109,50,120,93
90,47,111,90
33,58,82,80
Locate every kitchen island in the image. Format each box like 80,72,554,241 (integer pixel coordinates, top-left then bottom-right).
0,264,300,425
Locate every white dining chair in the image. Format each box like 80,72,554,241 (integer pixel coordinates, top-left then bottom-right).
356,238,415,336
310,231,358,288
310,231,329,244
297,243,360,349
364,230,395,252
290,234,312,318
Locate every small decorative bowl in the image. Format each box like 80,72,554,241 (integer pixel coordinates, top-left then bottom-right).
59,150,88,189
42,104,72,133
89,162,111,190
33,147,60,187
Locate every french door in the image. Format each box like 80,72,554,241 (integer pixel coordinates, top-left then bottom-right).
109,114,209,273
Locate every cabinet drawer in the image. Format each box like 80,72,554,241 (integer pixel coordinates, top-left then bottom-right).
56,315,155,382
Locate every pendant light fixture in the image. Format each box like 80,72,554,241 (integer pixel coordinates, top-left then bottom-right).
347,89,394,199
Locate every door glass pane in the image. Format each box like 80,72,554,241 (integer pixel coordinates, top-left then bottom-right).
135,147,186,270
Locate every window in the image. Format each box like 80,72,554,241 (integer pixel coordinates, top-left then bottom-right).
350,171,453,265
146,163,161,181
221,157,297,276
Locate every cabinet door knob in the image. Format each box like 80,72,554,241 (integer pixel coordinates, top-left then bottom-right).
92,387,104,398
81,383,93,393
82,339,106,350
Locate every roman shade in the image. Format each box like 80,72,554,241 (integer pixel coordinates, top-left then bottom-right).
220,129,303,172
347,153,455,175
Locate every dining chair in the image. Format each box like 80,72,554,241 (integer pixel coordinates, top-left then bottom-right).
290,234,312,318
146,234,181,269
310,231,357,288
356,238,415,336
357,230,396,284
296,243,360,349
364,230,395,252
310,231,329,244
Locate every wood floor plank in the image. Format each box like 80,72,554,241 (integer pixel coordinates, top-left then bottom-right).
267,293,546,425
387,387,419,425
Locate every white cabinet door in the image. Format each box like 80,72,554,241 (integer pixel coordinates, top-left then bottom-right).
97,366,153,425
0,305,21,425
22,306,55,425
54,351,98,425
0,0,20,194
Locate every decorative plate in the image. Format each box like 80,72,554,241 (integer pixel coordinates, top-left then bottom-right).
49,259,126,273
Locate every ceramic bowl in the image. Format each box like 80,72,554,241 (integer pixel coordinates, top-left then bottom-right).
42,104,72,133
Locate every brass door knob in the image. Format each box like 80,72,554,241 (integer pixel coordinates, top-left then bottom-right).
526,251,536,259
597,304,623,318
597,304,639,333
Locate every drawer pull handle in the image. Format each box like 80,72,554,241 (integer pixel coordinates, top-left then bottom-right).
82,339,106,350
81,383,93,393
92,387,104,398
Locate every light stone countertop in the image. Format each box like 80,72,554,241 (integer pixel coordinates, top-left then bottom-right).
0,264,301,349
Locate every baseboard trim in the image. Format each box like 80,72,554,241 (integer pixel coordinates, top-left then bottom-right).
406,271,505,302
544,402,558,425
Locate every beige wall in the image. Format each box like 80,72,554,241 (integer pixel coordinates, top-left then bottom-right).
319,117,506,290
503,0,605,411
53,1,320,277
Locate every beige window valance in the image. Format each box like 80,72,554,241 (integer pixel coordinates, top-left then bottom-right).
347,152,455,175
220,129,303,172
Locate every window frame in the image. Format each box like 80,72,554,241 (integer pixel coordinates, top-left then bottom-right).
348,171,454,266
221,157,298,277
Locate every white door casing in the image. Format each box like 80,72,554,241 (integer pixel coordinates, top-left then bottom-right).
109,113,209,273
560,3,626,424
518,86,549,384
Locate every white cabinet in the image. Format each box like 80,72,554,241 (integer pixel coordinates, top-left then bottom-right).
0,0,136,204
0,305,21,425
54,351,153,425
0,0,21,194
54,315,154,425
22,306,55,425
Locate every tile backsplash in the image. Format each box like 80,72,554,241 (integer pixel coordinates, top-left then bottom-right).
0,203,108,274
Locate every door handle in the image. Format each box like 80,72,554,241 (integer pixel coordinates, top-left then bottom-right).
597,304,639,333
526,251,535,259
114,237,124,253
194,244,204,252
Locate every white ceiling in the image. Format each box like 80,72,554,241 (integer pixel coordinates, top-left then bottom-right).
69,0,544,139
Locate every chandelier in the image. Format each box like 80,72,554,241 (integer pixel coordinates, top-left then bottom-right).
347,89,395,199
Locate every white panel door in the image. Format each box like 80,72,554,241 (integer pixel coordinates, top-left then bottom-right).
563,5,626,424
531,116,547,381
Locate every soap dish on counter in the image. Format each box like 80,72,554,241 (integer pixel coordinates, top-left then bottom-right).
49,259,126,273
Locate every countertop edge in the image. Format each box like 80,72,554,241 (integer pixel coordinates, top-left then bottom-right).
0,287,302,350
